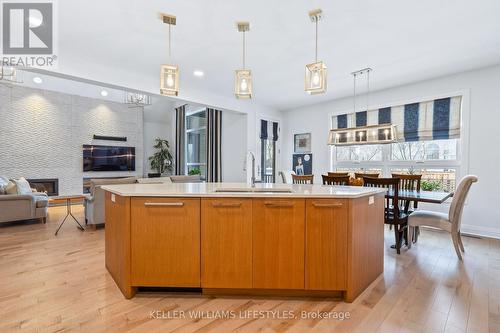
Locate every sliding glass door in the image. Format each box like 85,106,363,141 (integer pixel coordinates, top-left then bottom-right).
185,109,207,180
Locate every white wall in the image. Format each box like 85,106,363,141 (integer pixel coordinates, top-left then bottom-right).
143,97,175,175
0,84,144,195
222,111,247,182
281,65,500,239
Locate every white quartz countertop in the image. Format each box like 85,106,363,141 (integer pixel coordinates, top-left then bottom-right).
101,182,387,199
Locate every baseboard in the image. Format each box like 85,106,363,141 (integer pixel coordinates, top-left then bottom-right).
460,224,500,240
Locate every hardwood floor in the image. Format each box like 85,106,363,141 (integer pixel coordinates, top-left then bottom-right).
0,205,498,332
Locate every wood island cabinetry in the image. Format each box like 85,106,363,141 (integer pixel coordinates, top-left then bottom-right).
104,185,385,302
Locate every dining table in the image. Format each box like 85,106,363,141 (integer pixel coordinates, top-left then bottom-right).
385,189,454,246
387,189,453,204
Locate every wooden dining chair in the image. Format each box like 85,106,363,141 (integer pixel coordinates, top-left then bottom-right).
322,175,350,186
391,173,422,212
327,172,349,177
355,172,380,179
390,174,423,237
363,177,408,254
407,175,478,260
292,174,314,184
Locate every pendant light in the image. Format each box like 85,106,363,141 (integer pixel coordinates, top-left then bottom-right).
235,22,252,99
328,68,398,146
305,9,327,95
160,13,179,96
0,63,22,84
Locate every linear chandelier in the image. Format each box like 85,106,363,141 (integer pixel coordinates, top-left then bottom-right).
328,68,398,146
305,9,327,95
235,22,252,99
160,13,179,97
124,92,152,107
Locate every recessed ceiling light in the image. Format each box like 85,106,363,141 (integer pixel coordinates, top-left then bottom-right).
101,90,109,97
193,70,204,77
33,77,43,84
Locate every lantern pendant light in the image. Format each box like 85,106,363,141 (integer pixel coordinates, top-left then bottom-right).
160,13,179,96
235,22,252,99
305,9,327,95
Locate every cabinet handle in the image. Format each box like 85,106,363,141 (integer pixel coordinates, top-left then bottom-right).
313,203,343,208
144,202,184,207
265,202,294,207
212,202,242,207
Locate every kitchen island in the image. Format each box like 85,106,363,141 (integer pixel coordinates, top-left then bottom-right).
102,182,386,302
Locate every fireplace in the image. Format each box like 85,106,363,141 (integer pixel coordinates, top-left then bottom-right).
27,178,59,196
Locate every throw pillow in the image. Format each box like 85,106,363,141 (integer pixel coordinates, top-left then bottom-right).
0,176,8,195
12,177,33,195
5,181,18,195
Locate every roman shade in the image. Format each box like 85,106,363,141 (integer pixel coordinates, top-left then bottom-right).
260,119,279,141
332,96,462,142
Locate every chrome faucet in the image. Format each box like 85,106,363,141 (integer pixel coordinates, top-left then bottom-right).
248,151,256,187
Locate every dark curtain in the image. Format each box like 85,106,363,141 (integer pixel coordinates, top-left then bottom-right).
175,105,186,175
206,108,222,182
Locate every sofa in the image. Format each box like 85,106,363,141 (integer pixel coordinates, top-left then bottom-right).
84,175,203,227
84,177,138,226
0,176,49,224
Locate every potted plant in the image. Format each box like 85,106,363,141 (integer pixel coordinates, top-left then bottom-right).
188,168,201,176
148,138,173,178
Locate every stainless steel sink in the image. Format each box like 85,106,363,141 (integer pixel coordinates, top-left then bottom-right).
213,188,253,193
214,187,292,193
253,188,292,193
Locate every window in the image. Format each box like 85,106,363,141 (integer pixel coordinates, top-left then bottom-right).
261,139,276,183
185,110,207,179
332,138,460,192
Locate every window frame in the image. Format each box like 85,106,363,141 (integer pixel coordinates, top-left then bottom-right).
184,108,207,179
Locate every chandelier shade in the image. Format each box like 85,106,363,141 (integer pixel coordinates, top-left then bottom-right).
305,61,327,95
160,64,179,96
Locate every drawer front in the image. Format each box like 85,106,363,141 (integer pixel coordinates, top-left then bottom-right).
201,198,252,288
130,197,200,287
305,199,348,290
252,198,305,289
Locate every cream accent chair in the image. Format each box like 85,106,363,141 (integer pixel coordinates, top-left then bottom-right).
407,175,478,260
278,171,296,184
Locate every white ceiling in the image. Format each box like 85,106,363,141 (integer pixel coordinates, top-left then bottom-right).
49,0,500,111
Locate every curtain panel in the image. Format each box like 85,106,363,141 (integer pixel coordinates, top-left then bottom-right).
332,96,462,142
175,105,186,175
260,119,279,141
206,108,222,182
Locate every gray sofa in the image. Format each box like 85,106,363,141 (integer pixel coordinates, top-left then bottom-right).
84,175,203,226
0,193,49,224
84,177,138,226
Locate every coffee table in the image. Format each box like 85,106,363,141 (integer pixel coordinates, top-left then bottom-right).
52,194,88,235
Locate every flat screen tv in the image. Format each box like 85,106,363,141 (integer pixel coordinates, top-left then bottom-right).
83,145,135,172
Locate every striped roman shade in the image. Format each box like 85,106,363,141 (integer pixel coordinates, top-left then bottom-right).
332,96,462,142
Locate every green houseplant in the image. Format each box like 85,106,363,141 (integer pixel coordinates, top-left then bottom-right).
148,138,173,177
188,168,201,176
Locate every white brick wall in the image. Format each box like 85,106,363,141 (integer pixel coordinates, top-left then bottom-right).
0,84,143,195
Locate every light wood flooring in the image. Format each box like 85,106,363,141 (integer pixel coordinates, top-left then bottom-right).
0,205,499,332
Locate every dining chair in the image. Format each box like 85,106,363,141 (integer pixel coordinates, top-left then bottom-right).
407,175,478,260
364,177,408,254
355,172,380,179
292,174,314,184
278,170,295,184
391,173,422,213
390,173,423,237
322,175,350,186
327,172,350,177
